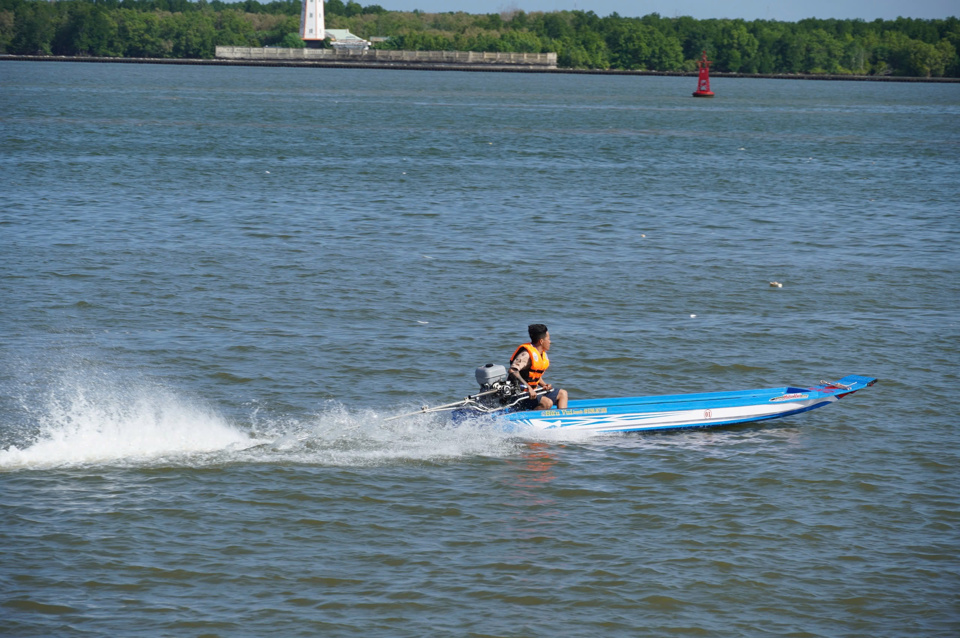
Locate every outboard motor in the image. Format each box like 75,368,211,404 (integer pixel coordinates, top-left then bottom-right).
475,363,508,390
473,363,526,408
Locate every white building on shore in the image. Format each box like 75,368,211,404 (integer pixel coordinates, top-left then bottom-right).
325,30,371,51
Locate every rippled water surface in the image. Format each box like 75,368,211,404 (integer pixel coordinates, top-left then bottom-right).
1,61,959,636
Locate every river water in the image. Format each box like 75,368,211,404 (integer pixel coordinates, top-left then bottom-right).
1,61,958,636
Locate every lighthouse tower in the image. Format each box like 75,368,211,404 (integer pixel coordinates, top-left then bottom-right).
301,0,325,46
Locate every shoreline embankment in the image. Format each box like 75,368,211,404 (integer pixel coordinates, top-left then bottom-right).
2,54,958,83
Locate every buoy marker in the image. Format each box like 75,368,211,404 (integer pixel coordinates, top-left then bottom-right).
693,51,715,98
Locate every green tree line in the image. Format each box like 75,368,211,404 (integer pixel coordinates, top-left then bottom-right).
1,0,957,76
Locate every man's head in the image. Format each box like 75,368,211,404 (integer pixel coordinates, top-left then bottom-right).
528,324,549,349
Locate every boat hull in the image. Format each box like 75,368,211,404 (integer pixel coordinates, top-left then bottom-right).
494,375,876,434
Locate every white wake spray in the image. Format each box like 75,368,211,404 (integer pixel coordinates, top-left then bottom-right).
0,372,598,471
0,375,251,470
237,402,528,467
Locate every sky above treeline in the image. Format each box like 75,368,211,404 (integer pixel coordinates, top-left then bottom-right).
366,1,956,21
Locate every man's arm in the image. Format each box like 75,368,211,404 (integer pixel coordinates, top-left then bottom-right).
508,350,537,399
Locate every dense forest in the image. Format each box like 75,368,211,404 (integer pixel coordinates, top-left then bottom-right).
1,0,958,76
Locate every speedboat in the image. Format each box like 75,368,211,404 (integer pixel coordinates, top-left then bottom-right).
389,364,877,434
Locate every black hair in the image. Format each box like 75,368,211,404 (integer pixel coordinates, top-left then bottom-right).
527,324,548,343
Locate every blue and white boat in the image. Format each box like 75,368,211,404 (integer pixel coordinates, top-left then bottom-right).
497,375,877,434
389,366,876,434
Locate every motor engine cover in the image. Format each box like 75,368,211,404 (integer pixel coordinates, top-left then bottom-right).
475,363,507,388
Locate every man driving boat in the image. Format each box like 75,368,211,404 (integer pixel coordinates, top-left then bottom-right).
509,324,569,410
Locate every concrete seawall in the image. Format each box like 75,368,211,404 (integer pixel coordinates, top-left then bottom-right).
2,54,957,82
215,47,558,69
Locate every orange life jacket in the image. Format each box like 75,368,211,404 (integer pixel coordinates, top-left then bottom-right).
511,343,550,387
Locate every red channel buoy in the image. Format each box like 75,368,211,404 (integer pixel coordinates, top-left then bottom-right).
693,51,715,98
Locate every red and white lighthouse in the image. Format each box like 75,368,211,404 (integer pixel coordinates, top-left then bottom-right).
692,51,715,98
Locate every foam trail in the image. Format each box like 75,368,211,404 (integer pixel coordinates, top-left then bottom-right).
238,403,526,467
235,401,605,467
0,377,251,470
0,373,600,471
